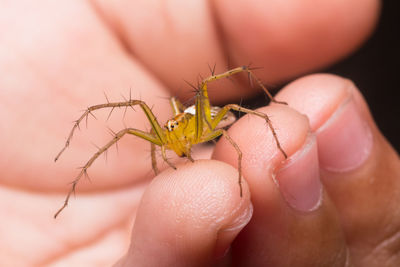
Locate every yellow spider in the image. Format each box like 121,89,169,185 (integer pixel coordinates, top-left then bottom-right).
54,66,288,218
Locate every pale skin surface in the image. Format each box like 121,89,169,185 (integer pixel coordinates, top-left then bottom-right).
2,0,399,266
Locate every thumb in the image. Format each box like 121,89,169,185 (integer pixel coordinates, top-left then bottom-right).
115,160,252,267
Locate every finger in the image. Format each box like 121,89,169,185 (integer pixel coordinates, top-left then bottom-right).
92,0,231,102
276,74,400,265
213,105,350,266
93,0,380,101
0,1,173,191
214,0,380,83
117,160,253,267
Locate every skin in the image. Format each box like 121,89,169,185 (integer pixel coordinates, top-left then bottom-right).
2,0,398,266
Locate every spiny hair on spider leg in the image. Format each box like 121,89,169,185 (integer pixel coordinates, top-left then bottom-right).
103,91,111,103
106,126,117,137
84,110,98,129
72,119,81,131
120,93,136,112
197,73,204,83
90,141,102,150
155,94,174,101
180,94,197,107
183,79,198,92
106,106,115,121
82,169,92,183
246,64,264,71
207,63,217,76
87,110,98,120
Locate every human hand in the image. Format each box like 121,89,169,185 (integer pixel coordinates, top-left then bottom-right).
116,74,400,267
0,0,389,266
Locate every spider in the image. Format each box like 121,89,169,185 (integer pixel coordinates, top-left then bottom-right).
54,66,288,218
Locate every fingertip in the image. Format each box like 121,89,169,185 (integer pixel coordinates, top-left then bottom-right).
213,105,310,181
275,73,351,131
276,73,375,172
212,103,349,266
276,74,400,260
122,160,252,266
213,104,331,211
213,104,325,213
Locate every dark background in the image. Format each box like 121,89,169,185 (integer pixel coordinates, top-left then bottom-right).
328,0,399,152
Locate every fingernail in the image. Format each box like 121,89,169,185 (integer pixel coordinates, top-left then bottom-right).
316,93,373,172
214,203,253,259
275,135,322,212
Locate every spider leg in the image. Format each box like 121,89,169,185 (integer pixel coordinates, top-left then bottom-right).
170,97,187,116
195,66,275,139
149,128,160,175
161,145,177,170
200,129,243,197
54,128,161,218
201,66,288,105
194,66,279,141
151,142,159,175
186,151,195,162
212,104,288,159
55,100,166,162
222,130,243,197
